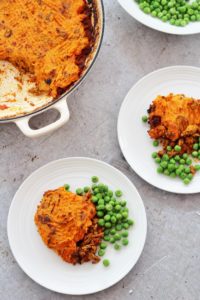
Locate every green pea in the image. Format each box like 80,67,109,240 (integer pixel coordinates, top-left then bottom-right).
76,188,83,195
142,115,148,122
167,145,172,151
128,219,134,226
98,199,105,205
194,165,200,171
162,154,169,161
100,242,107,249
122,212,128,219
104,229,110,235
83,186,90,193
155,157,161,163
92,176,99,183
97,183,104,192
152,10,157,17
96,193,103,200
122,238,129,246
193,143,199,150
174,145,181,152
98,219,105,227
110,237,115,243
153,140,159,147
180,173,187,180
121,231,129,238
192,151,198,157
104,235,110,241
157,166,164,173
186,158,192,165
169,158,176,164
111,216,117,224
184,167,191,174
98,249,105,256
97,204,105,211
64,184,70,191
105,204,113,211
182,153,188,159
104,196,110,202
114,243,121,250
114,213,121,221
164,169,170,176
120,200,127,207
109,201,115,206
176,168,182,176
152,152,158,159
144,7,151,14
97,211,104,217
174,155,180,161
170,172,176,178
187,173,193,180
123,223,129,229
115,204,122,211
168,164,175,172
103,259,110,267
114,233,121,241
183,178,190,185
116,224,122,231
180,159,185,164
110,229,116,235
92,184,97,190
160,161,168,169
107,190,113,197
105,222,112,228
94,188,99,195
115,190,122,197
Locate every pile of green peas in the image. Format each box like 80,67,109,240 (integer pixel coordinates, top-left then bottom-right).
152,139,200,185
135,0,200,26
66,176,135,267
90,176,134,266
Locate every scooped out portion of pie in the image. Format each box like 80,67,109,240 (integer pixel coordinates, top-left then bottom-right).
0,0,94,98
35,187,103,264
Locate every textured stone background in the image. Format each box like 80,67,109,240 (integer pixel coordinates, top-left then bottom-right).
0,1,200,299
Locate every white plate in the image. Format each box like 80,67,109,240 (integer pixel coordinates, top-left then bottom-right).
118,66,200,194
7,157,147,295
118,0,200,35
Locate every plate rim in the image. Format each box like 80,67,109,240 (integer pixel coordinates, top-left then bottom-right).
7,156,147,295
118,0,200,35
117,65,200,194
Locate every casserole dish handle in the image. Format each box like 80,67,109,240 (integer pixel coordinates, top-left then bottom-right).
14,98,70,138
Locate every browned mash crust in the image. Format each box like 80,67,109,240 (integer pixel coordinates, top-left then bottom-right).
148,94,200,154
0,0,94,98
35,187,103,264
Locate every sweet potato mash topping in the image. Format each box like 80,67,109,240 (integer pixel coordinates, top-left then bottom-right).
148,94,200,149
0,0,93,98
35,187,102,264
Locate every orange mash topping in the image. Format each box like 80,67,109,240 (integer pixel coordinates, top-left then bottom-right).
0,0,93,98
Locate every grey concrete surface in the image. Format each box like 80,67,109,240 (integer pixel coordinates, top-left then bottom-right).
1,1,200,300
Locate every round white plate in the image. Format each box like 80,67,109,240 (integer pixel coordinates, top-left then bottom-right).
118,0,200,35
118,66,200,194
7,157,147,295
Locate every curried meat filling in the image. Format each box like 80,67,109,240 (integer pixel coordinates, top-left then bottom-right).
0,0,94,98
